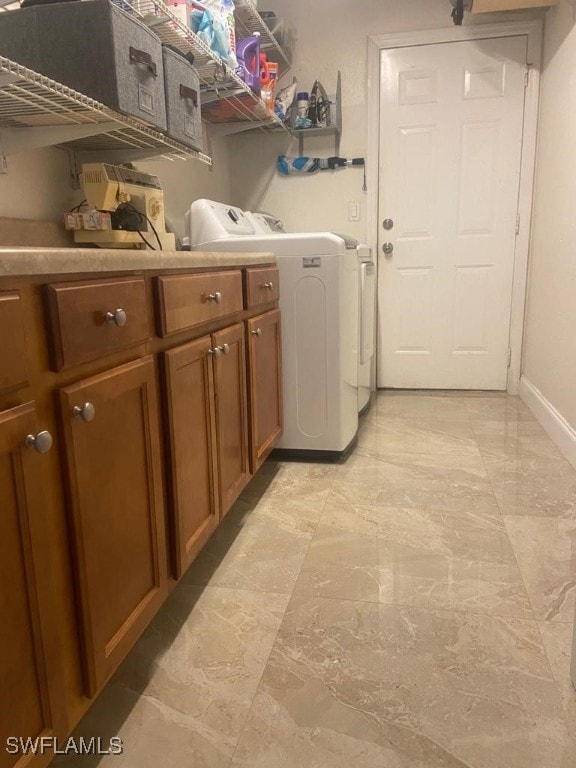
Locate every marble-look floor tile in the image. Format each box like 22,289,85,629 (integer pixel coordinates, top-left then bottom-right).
293,524,381,602
538,620,576,740
60,586,289,768
227,493,323,538
375,393,469,421
331,452,500,516
183,517,312,595
470,418,547,438
233,596,572,768
476,432,566,461
485,455,576,517
318,498,533,617
464,396,536,422
240,461,337,513
357,415,481,458
504,516,576,622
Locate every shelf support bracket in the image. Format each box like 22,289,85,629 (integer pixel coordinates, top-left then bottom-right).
0,122,120,156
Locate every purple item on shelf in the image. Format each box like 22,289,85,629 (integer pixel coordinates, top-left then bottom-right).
236,33,261,95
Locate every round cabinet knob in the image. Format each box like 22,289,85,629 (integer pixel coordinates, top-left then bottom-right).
382,242,394,256
252,328,262,337
25,430,53,454
104,308,128,327
207,292,222,304
220,343,230,355
261,282,274,290
383,219,394,231
72,402,96,422
208,347,222,358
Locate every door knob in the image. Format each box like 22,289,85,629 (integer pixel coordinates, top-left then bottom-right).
25,430,53,454
104,308,127,327
383,219,394,231
208,347,222,358
382,242,394,255
207,291,222,304
72,402,96,422
252,328,262,337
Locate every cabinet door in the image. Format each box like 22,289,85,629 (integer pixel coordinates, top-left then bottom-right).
212,323,250,517
59,357,168,697
246,310,284,472
0,403,65,768
164,336,218,579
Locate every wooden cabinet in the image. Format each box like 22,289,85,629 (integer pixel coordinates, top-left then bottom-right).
0,402,65,768
247,310,283,472
0,291,28,393
45,277,149,371
164,336,218,579
0,259,280,738
245,267,280,308
212,323,250,517
157,270,244,336
58,357,168,696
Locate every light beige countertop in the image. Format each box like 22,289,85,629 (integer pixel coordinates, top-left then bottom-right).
0,248,275,277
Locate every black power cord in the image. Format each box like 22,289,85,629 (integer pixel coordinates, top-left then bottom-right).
111,202,163,250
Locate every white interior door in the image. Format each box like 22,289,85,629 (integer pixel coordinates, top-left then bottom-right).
377,36,528,390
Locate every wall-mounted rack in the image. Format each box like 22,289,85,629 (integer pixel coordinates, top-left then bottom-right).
124,0,290,132
291,71,342,156
0,56,212,171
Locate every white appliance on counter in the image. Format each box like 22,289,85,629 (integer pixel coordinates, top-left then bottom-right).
185,198,363,459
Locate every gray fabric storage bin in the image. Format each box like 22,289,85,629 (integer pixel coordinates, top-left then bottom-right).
162,45,202,151
0,0,167,131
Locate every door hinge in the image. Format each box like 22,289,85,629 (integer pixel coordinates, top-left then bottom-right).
515,213,521,235
507,348,512,368
524,65,532,88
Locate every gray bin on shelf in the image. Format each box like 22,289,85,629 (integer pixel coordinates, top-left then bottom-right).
162,45,203,152
0,0,167,131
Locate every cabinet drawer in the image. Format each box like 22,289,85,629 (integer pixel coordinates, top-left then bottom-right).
245,267,280,308
157,270,243,337
45,277,149,370
0,291,28,392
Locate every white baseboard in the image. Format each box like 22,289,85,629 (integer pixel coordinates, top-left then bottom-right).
519,376,576,470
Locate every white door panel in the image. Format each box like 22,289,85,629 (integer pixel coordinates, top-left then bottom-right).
378,36,527,390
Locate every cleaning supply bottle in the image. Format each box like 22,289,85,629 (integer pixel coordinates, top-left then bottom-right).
236,33,261,94
221,0,236,64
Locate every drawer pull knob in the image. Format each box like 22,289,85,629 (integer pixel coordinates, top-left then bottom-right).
220,343,230,355
104,308,128,327
252,328,262,337
72,402,96,423
208,347,222,359
207,292,222,304
261,282,274,290
25,430,53,454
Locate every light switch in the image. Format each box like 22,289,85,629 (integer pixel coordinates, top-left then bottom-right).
349,201,360,222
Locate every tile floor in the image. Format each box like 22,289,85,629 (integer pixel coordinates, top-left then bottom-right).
58,392,576,768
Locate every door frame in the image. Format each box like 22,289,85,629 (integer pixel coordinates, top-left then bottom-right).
366,21,543,393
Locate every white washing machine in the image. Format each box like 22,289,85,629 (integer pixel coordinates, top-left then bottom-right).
185,199,359,459
358,248,376,414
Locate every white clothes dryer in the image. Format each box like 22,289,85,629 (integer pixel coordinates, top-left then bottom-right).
185,199,360,459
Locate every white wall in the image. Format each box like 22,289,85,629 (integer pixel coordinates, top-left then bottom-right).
0,137,232,241
522,0,576,434
228,0,541,240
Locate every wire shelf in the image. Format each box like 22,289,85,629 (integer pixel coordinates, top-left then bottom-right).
0,56,213,162
0,0,292,134
125,0,288,129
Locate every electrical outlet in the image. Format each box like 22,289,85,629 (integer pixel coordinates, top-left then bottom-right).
349,201,360,222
